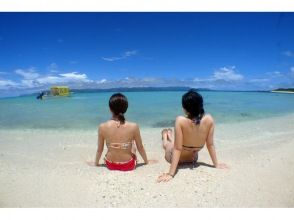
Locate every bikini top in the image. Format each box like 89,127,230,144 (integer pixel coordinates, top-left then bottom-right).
182,145,204,152
106,142,133,150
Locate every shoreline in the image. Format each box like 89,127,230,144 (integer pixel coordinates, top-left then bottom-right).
0,113,294,207
0,111,294,134
1,110,294,133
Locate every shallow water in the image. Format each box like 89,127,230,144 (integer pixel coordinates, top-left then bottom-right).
0,91,293,130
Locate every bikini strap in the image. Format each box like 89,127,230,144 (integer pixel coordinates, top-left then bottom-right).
107,141,133,149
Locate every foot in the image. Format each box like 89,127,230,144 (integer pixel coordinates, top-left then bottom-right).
161,129,169,150
167,128,173,142
161,129,168,140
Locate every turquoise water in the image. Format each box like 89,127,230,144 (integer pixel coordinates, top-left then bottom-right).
0,91,293,130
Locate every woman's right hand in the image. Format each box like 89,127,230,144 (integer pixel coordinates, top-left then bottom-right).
157,173,173,183
147,159,158,165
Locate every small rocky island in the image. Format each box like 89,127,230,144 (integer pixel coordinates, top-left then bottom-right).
271,88,294,93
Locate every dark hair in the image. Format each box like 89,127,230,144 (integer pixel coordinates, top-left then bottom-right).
182,89,205,124
109,93,128,124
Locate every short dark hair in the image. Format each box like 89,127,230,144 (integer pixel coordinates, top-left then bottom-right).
109,93,128,124
182,89,205,124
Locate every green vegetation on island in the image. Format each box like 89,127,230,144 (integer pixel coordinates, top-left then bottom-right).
271,88,294,93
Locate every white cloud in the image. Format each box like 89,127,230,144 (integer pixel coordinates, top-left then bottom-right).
1,64,293,93
124,50,137,57
15,68,39,79
212,66,244,81
267,71,284,78
36,72,93,85
193,77,214,83
249,78,270,83
102,50,138,62
0,70,94,90
290,67,294,77
48,63,58,73
193,66,244,85
36,76,65,85
101,57,122,62
60,72,93,83
96,79,107,84
20,79,40,88
0,79,18,89
283,51,294,57
141,77,158,83
266,68,294,79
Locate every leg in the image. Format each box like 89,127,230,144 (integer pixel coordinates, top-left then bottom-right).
161,129,169,150
164,144,174,163
161,129,174,163
167,128,174,144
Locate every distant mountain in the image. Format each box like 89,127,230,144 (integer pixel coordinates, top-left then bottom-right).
71,87,212,93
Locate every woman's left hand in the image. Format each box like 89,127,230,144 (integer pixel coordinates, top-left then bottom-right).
86,161,98,167
157,173,173,183
215,163,229,169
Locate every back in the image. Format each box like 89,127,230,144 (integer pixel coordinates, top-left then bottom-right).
101,120,136,143
100,120,137,162
179,114,213,148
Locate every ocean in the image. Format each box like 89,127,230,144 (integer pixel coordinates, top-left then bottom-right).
0,91,293,130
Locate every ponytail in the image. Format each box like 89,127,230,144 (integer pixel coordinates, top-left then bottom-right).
117,112,125,124
191,108,205,125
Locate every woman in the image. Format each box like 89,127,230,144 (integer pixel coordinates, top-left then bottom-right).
157,89,228,182
93,93,152,171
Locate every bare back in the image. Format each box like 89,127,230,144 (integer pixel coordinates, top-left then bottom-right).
176,114,214,161
98,120,148,163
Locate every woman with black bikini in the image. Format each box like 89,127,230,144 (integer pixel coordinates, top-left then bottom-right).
157,89,228,182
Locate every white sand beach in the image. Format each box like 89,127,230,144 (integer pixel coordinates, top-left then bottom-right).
1,113,294,207
271,91,294,94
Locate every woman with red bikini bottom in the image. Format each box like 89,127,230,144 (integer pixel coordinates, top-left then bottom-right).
93,93,154,171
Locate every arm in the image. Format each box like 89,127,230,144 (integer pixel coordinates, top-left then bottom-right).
168,117,183,176
206,119,228,169
134,124,148,164
158,117,183,182
95,125,105,166
206,121,218,167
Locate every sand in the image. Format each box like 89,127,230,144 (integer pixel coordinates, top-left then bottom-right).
0,113,294,207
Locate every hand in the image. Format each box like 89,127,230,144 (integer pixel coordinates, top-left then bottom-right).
86,161,98,167
157,173,173,183
147,159,158,165
215,163,229,169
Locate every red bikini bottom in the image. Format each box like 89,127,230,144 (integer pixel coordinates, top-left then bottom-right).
105,154,137,171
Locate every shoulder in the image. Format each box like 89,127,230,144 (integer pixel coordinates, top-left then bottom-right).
175,115,186,122
98,121,110,130
175,115,187,126
125,121,141,135
202,114,214,126
126,121,139,129
111,120,137,130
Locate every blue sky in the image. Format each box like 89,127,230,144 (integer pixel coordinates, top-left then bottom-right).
0,12,294,94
